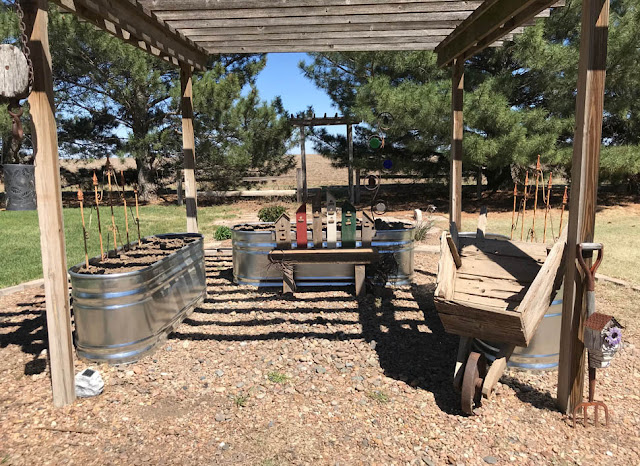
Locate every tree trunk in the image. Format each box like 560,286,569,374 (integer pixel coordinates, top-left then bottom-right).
136,157,157,202
476,167,483,199
484,166,513,192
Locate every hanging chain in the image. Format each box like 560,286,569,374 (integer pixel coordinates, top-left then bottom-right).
14,0,34,95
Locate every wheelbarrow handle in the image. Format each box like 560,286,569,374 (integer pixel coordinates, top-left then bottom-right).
576,243,604,292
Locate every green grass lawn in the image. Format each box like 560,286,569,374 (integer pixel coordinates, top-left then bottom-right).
461,206,640,284
0,205,234,288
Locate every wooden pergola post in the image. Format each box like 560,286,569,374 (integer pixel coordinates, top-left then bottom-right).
347,123,354,203
26,0,75,407
180,64,198,233
557,0,609,414
300,125,307,202
450,57,464,230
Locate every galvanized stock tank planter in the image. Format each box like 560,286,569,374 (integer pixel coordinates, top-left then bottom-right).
232,221,414,287
69,233,206,364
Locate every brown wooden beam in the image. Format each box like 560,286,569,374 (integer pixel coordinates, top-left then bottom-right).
179,21,458,36
54,0,208,70
202,42,488,53
196,35,453,48
348,123,354,203
300,126,307,203
142,0,478,10
153,2,480,20
180,64,198,233
449,57,463,230
557,0,609,415
166,12,471,29
25,0,76,407
436,0,559,67
289,116,355,126
187,30,454,41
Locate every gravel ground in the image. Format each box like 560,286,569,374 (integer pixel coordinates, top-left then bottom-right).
1,253,639,465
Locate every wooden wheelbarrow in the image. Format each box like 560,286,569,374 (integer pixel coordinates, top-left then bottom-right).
433,218,567,414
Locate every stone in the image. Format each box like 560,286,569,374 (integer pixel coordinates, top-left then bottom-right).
215,369,224,377
215,412,226,422
315,365,327,374
483,456,498,464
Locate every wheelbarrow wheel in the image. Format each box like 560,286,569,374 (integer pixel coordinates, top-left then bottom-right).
461,351,487,415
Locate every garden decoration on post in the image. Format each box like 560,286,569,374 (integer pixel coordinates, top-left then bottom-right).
119,171,130,249
572,243,621,428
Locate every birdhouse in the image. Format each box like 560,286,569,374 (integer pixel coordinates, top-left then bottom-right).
361,210,376,247
326,191,337,248
583,312,622,368
274,213,291,250
295,203,308,249
341,201,357,248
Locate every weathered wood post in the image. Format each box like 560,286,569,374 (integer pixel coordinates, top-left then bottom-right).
557,0,609,415
25,0,75,407
450,57,464,231
180,64,198,233
300,125,307,202
176,168,183,206
347,123,354,203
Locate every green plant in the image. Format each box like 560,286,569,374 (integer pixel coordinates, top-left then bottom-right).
258,205,288,223
267,371,289,384
233,393,250,408
413,220,435,242
366,390,390,404
214,225,232,240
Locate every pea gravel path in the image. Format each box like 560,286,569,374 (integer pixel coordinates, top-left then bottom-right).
1,253,639,465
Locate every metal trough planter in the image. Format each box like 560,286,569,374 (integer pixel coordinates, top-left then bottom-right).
69,233,206,364
232,222,414,287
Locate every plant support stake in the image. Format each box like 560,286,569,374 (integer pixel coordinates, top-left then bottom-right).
521,171,529,241
92,172,105,260
559,186,568,235
511,182,517,240
106,168,118,253
530,156,541,242
134,187,142,246
120,171,130,249
78,189,89,268
543,172,553,242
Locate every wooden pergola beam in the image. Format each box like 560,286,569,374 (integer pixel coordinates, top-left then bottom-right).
153,2,481,20
449,57,463,230
289,116,355,126
557,0,609,415
180,64,198,233
25,0,76,407
436,0,560,67
54,0,208,70
179,21,458,36
143,0,480,10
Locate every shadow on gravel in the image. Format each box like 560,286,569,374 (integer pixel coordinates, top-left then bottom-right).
0,295,48,376
500,375,558,411
357,284,464,415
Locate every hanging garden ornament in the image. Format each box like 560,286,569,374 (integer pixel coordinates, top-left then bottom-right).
372,200,387,215
365,174,380,191
377,112,394,131
368,134,384,150
382,159,393,170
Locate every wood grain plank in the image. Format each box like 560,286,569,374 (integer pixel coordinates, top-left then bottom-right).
180,64,198,233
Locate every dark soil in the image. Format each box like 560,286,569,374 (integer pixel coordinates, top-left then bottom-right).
75,236,198,275
233,219,412,232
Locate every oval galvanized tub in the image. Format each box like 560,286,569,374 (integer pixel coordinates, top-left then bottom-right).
232,222,414,287
459,232,563,371
69,233,206,364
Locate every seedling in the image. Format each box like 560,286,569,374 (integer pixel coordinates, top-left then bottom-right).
267,371,289,384
366,390,390,404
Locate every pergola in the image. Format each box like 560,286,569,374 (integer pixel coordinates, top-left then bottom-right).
24,0,606,417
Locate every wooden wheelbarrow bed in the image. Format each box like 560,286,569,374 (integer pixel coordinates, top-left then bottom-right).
434,229,567,347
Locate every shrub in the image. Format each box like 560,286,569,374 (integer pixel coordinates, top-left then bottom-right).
214,225,232,241
258,205,288,223
413,220,435,241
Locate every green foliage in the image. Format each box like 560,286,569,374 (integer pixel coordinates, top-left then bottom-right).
413,220,435,242
366,390,390,404
258,205,288,223
267,371,289,384
233,393,250,408
214,225,232,241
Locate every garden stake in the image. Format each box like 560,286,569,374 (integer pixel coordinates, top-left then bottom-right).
92,172,105,261
107,169,118,253
511,183,517,240
559,186,568,234
134,187,142,246
530,156,541,242
521,171,529,241
120,171,130,249
543,172,553,242
78,190,89,269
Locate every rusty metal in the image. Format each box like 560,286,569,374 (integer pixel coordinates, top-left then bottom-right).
510,183,517,240
78,190,89,269
521,171,529,241
7,105,23,142
92,172,105,260
559,186,568,234
530,156,541,241
577,243,604,292
573,366,609,428
106,164,119,252
119,171,130,249
134,187,142,246
543,173,553,242
461,351,486,415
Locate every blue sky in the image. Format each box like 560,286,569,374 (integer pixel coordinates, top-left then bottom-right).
255,53,345,153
